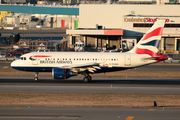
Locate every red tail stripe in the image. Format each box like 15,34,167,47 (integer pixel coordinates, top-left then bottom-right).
142,27,164,41
135,48,155,57
135,47,167,62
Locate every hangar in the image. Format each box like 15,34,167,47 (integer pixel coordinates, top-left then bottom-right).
67,4,180,53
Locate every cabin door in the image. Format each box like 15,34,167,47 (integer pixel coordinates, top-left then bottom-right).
124,55,131,66
32,54,38,65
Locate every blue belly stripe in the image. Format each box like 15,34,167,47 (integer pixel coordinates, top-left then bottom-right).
12,66,131,73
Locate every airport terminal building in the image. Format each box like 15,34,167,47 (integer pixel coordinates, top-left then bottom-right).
67,4,180,53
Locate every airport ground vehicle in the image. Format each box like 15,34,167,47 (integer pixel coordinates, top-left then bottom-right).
8,48,30,56
11,20,167,82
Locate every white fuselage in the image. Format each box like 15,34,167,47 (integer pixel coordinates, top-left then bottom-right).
11,51,155,73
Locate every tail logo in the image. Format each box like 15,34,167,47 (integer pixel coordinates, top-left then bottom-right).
135,27,164,57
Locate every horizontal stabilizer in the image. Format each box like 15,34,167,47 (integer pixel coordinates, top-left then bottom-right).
142,57,161,60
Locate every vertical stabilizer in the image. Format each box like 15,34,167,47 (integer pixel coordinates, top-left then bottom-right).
129,20,165,57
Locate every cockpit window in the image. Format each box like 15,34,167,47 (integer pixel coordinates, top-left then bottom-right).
19,57,26,60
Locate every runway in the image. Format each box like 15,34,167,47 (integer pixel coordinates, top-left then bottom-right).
0,106,180,120
0,77,180,95
0,63,180,120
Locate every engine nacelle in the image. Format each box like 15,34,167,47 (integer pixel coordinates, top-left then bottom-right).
52,68,78,79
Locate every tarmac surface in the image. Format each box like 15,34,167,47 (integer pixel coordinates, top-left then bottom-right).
0,77,180,95
0,29,67,37
0,63,180,120
0,106,180,120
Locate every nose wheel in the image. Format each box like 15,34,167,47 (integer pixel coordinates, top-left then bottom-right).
34,72,39,81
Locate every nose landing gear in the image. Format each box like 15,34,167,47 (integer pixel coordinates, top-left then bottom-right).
34,72,39,81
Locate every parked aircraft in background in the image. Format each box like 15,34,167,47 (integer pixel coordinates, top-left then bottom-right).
11,20,167,82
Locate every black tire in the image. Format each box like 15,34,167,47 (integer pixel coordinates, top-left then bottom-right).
88,76,92,81
34,77,38,81
83,77,89,83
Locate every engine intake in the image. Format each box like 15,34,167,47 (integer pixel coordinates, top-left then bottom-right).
52,68,78,79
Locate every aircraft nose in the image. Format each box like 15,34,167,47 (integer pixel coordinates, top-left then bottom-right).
11,61,17,67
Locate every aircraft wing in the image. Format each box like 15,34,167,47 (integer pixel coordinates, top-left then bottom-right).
54,62,102,73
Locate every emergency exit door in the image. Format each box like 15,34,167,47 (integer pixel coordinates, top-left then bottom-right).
124,55,131,66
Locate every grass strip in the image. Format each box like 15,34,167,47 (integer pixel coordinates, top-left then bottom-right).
0,93,180,108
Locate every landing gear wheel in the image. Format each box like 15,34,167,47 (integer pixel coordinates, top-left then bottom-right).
34,77,38,81
87,76,92,81
34,72,39,81
83,77,89,83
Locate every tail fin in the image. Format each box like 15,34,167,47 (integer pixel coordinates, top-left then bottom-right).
129,20,165,57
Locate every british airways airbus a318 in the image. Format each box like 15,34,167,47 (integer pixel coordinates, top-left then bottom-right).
11,20,167,82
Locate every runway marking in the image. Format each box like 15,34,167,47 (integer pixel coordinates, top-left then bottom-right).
3,66,8,69
148,109,155,111
126,116,134,120
13,107,21,109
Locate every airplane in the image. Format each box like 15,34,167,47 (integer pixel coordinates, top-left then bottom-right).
11,20,167,82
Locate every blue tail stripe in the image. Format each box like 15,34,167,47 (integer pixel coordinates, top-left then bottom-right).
140,40,160,48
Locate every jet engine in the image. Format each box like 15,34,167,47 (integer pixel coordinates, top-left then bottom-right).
52,68,78,79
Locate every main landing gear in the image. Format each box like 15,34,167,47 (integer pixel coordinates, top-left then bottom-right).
34,72,39,81
83,75,92,83
81,70,92,83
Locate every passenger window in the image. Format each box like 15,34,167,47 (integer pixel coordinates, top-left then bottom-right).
82,58,84,60
77,58,78,60
87,59,89,60
21,57,23,60
65,58,67,60
24,57,26,60
63,58,64,60
53,58,55,60
79,59,81,60
69,58,71,60
111,59,113,61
